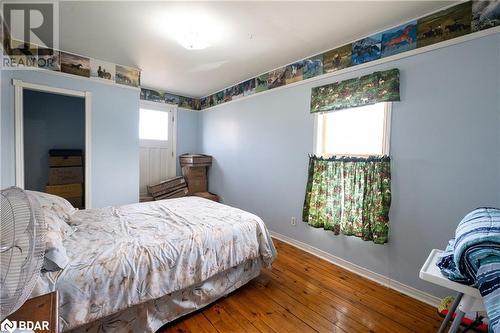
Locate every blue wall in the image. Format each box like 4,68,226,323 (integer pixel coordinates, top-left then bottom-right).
23,90,85,192
1,70,140,208
176,109,200,175
199,34,500,297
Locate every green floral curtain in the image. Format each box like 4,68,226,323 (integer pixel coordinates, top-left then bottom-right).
310,68,400,113
302,156,391,244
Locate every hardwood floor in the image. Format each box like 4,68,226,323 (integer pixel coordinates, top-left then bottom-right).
159,239,443,333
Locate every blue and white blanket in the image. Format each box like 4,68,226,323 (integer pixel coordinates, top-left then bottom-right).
437,207,500,333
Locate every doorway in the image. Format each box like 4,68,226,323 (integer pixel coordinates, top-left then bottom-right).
14,80,92,208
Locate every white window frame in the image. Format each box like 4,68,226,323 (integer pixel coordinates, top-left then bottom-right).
313,102,392,157
139,100,175,149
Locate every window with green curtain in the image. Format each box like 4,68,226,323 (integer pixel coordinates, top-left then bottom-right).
302,156,391,244
303,69,398,244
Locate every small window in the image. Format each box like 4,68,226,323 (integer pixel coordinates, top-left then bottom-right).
139,108,169,141
315,102,391,157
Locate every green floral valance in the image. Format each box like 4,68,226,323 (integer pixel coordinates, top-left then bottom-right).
310,68,400,113
302,155,391,244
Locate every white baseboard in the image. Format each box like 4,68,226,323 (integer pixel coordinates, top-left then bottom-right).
269,230,441,307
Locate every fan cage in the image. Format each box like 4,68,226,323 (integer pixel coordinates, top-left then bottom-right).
1,187,46,319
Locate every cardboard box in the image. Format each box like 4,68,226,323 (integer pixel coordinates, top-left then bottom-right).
48,167,83,185
182,166,207,194
48,156,82,167
46,183,82,198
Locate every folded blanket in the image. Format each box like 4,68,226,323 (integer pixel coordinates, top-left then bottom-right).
437,207,500,333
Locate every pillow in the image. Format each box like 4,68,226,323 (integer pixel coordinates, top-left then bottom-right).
26,190,76,223
26,191,75,271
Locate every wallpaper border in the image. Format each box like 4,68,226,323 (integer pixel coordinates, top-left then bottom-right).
197,1,498,111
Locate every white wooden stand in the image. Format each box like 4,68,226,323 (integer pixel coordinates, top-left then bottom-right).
420,249,484,333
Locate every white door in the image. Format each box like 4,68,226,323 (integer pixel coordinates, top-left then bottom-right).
139,102,176,199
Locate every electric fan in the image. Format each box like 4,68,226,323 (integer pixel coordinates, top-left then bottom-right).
1,187,46,320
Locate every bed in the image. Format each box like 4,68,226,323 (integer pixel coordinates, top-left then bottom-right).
29,192,277,332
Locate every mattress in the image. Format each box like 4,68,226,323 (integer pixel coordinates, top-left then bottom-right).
33,197,277,332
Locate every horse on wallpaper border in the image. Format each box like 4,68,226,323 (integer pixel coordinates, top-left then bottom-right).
385,25,414,49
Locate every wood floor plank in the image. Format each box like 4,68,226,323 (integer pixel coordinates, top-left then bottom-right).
273,243,440,332
217,297,277,333
251,277,346,333
268,263,413,333
230,284,318,333
186,313,220,333
161,320,192,333
158,238,442,333
278,240,441,329
277,241,438,318
258,269,371,333
203,303,260,333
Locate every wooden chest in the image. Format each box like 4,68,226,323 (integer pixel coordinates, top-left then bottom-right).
48,167,83,185
46,183,82,198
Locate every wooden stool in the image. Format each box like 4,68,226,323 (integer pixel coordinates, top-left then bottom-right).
193,191,220,202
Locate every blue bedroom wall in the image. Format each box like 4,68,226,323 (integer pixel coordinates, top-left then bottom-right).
199,33,500,298
23,90,85,192
176,109,200,175
1,70,140,208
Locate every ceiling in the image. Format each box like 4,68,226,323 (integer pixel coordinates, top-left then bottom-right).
59,1,454,97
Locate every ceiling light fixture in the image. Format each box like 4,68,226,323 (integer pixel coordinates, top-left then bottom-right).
153,8,227,51
180,28,210,50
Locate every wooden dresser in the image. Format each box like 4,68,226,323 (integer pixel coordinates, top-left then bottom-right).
6,291,58,333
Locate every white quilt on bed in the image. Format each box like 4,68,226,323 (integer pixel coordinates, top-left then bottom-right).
33,197,276,332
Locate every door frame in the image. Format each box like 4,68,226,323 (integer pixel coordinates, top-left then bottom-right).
13,79,93,208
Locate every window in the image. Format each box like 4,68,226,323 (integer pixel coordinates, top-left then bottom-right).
314,102,391,157
139,108,169,141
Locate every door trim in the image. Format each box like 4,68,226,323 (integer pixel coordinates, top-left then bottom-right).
13,79,93,209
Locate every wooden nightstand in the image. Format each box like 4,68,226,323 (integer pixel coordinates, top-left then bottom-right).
7,291,58,333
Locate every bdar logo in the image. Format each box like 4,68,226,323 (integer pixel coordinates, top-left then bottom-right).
0,318,17,333
0,319,49,332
